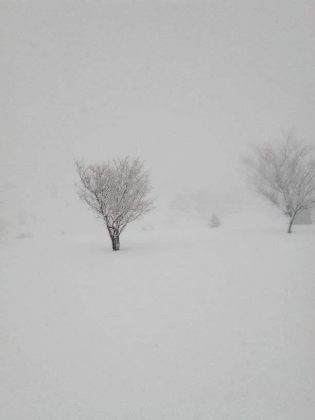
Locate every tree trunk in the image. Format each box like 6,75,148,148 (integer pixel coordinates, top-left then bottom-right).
105,220,121,251
287,213,296,233
111,231,120,251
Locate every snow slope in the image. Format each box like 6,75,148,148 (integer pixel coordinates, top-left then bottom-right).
1,225,315,420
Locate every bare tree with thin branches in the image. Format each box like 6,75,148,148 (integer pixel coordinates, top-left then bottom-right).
243,134,315,233
76,157,154,250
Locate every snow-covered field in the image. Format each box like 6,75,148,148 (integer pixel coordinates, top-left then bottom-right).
1,224,315,420
2,0,315,418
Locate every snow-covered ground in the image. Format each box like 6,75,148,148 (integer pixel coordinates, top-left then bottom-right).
2,1,315,418
1,223,315,420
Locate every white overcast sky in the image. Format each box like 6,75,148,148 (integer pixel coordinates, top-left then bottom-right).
1,0,315,217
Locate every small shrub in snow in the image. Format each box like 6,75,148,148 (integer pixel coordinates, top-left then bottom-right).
209,214,221,228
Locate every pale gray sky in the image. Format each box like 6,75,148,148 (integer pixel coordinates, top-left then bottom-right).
1,0,315,223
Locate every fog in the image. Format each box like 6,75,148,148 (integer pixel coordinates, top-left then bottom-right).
1,0,315,232
2,3,315,419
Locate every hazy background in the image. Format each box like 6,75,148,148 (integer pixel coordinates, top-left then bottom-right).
1,0,315,235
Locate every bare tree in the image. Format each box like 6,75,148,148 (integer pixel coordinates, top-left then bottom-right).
76,157,154,250
243,134,315,233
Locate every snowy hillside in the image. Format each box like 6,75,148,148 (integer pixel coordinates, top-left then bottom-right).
1,225,315,419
